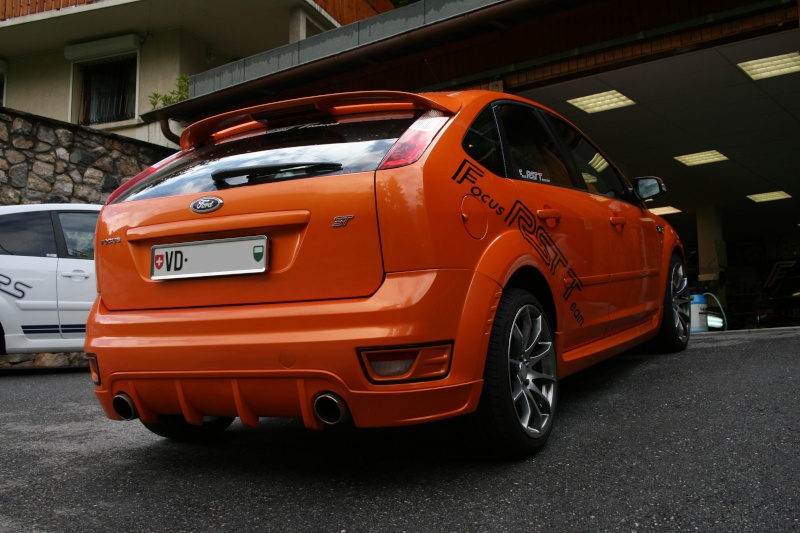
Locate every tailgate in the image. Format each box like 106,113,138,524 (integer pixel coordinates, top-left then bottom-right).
96,172,383,311
96,91,461,312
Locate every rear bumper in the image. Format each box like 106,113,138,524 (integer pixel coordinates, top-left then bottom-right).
86,269,501,429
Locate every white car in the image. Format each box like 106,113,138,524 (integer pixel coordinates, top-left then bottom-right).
0,204,101,354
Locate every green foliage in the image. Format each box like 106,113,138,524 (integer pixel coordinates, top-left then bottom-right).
149,74,190,109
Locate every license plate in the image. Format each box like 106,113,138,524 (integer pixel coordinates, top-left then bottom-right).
151,236,267,280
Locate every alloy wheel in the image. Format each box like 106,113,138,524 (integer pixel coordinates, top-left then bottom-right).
670,261,692,344
507,304,557,437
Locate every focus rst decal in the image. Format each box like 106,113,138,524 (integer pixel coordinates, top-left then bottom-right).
452,158,586,326
452,159,505,216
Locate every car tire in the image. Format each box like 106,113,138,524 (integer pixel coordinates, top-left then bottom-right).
476,288,558,458
653,254,692,352
142,415,235,441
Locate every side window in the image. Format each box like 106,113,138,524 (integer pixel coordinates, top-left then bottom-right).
462,106,504,176
58,212,98,260
0,212,58,258
495,104,573,186
545,113,629,199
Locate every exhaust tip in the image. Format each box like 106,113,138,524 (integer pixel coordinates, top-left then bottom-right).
313,393,349,426
112,393,139,421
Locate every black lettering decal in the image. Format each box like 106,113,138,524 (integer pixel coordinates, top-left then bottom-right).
13,281,31,299
570,302,585,326
563,268,584,300
535,228,567,276
175,251,184,271
0,274,31,299
505,201,538,237
451,164,586,325
452,159,485,185
165,251,174,271
506,201,552,264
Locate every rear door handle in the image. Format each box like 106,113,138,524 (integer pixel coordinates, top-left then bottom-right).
610,216,627,231
536,209,562,227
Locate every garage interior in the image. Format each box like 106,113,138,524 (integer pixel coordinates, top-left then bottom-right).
147,0,800,330
523,26,800,329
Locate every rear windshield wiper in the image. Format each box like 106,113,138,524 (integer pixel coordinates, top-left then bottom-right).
211,162,343,188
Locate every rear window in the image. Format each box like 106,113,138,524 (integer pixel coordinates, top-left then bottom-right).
118,114,418,203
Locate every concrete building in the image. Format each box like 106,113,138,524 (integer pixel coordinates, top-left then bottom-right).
0,0,395,147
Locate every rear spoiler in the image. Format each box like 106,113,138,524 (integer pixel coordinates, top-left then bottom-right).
180,91,462,150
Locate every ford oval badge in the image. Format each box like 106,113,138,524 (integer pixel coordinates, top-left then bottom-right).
190,196,223,214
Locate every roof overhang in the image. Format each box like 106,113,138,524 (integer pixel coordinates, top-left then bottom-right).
140,0,554,125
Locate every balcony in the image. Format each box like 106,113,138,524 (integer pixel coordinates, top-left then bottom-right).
1,0,92,21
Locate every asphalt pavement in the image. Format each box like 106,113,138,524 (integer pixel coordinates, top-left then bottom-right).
1,327,798,532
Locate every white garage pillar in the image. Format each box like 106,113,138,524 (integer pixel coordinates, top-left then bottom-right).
696,206,728,305
289,7,328,43
289,7,309,43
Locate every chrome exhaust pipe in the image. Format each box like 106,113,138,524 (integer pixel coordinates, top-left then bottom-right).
313,393,350,425
112,393,139,421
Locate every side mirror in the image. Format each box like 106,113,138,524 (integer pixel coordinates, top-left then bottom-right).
633,176,666,201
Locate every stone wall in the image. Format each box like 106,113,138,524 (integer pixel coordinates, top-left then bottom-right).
0,106,176,368
0,107,175,205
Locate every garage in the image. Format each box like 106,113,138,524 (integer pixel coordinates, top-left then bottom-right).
141,0,799,330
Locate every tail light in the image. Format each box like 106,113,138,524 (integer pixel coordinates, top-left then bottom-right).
378,110,450,170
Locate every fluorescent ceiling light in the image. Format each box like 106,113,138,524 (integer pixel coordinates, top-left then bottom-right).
649,206,682,215
567,90,635,113
588,153,609,173
747,191,791,203
674,150,728,166
738,52,800,80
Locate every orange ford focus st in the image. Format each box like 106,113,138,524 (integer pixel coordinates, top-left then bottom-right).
85,90,690,457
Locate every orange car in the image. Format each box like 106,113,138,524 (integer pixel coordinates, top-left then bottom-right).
85,90,690,457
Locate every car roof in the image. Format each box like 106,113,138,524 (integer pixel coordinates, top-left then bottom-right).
0,203,102,214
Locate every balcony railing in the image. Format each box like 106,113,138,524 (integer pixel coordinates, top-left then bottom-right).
1,0,93,21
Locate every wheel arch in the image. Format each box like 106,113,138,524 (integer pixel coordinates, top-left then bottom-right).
504,266,558,334
473,232,559,333
660,219,685,263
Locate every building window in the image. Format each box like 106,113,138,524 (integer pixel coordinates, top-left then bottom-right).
78,55,136,125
